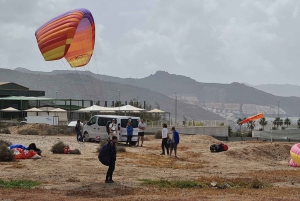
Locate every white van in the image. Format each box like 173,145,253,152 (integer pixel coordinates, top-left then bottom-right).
82,115,140,145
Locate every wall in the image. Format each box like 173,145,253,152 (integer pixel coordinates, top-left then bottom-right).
145,126,228,136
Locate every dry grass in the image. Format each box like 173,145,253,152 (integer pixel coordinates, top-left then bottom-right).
0,128,11,134
51,141,68,154
4,163,25,169
18,128,39,135
66,177,80,182
119,152,206,169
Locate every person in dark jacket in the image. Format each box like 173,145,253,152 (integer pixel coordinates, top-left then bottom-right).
75,120,83,142
169,127,180,158
126,122,134,146
105,136,118,183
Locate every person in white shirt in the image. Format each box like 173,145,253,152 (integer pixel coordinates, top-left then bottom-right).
161,123,169,155
137,119,146,147
109,119,118,140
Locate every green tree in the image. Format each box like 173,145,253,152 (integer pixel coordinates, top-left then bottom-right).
284,118,291,128
297,118,300,128
236,118,243,133
111,101,124,107
258,117,268,130
246,120,255,131
273,117,281,128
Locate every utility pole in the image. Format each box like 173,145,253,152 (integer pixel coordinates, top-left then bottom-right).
118,90,120,115
175,91,177,126
278,100,280,119
55,91,58,108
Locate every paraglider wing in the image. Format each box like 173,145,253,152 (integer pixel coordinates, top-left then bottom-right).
35,8,95,67
239,113,264,125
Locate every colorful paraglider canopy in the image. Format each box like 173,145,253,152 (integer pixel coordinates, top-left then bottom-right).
239,113,264,124
35,8,95,67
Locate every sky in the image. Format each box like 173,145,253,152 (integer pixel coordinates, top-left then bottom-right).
1,0,300,85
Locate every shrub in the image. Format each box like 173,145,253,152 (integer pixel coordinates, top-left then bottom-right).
69,149,81,155
281,126,286,130
46,126,75,135
258,128,263,131
140,179,202,188
272,127,277,130
18,129,39,135
116,146,126,153
0,139,12,147
51,141,68,154
0,128,11,134
0,144,14,162
155,130,162,139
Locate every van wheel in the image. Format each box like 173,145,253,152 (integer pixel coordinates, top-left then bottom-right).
130,141,137,146
83,132,90,142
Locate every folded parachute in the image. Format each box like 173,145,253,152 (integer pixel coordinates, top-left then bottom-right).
35,8,95,67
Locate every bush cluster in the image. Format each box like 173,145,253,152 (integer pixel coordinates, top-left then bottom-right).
155,130,162,139
51,141,68,154
0,140,14,162
96,140,126,153
18,129,39,135
46,126,74,135
0,128,11,134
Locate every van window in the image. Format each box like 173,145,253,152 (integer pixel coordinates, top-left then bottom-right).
89,116,97,125
121,119,139,128
98,118,113,126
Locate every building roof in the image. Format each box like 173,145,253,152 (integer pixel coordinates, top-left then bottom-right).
0,96,52,101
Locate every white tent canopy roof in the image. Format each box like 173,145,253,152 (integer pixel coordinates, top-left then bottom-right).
50,108,67,112
24,107,43,112
77,105,117,112
118,105,145,111
147,109,166,113
0,107,20,112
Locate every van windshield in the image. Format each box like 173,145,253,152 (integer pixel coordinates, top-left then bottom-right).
121,119,139,128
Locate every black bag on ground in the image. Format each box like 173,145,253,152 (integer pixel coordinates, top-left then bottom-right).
28,143,42,156
98,143,110,166
210,144,224,153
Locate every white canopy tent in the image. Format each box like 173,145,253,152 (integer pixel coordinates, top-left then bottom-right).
147,108,171,126
76,105,116,113
24,107,43,112
1,107,20,112
118,105,145,111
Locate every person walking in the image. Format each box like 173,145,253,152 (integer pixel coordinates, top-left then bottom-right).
126,122,133,146
109,119,118,140
137,119,146,147
169,127,180,158
75,119,83,142
105,136,118,183
160,123,169,155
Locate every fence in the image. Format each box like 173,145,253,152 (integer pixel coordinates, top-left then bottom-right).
252,129,300,141
146,120,228,128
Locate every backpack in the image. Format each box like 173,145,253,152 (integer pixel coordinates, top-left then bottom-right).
210,143,228,153
98,143,110,166
75,123,79,131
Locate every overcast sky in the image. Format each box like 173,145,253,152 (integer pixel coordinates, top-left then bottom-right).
1,0,300,85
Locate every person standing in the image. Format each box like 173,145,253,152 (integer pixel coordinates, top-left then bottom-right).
169,127,180,158
126,122,133,146
75,119,83,142
109,119,118,140
105,136,118,183
161,123,169,155
137,119,146,147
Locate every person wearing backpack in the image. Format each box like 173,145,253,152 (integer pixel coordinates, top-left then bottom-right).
105,136,118,183
169,127,179,158
75,119,83,142
126,122,134,146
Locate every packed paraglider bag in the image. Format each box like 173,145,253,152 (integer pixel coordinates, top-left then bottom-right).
98,143,110,166
210,143,228,153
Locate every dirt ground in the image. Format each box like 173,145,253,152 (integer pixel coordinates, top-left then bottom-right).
1,124,300,201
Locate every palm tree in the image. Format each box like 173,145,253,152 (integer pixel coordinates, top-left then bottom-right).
259,117,268,130
279,119,283,128
284,118,291,128
246,120,255,131
236,118,242,133
273,117,280,128
297,118,300,128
